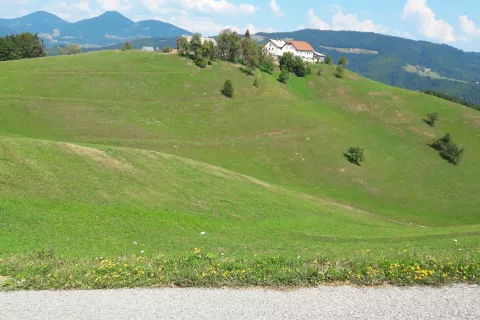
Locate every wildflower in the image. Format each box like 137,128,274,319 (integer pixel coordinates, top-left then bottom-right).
459,248,462,251
133,241,138,246
201,232,206,235
403,249,408,253
454,239,458,243
141,250,145,254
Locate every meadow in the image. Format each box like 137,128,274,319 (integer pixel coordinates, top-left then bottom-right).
0,51,479,288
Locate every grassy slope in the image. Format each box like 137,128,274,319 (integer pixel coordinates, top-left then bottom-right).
0,51,479,259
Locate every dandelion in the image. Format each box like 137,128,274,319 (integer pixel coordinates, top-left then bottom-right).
403,249,408,253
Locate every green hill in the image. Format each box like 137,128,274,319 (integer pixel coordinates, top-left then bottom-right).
0,51,479,262
257,30,480,106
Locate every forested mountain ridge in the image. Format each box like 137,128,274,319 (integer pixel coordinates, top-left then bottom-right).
257,29,480,106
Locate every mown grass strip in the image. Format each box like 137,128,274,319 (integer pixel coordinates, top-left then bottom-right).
1,250,479,290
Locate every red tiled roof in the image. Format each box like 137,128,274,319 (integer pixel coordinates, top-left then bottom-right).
286,40,314,52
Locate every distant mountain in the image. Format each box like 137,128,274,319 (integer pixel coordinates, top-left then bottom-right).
257,29,480,106
0,25,13,36
0,11,191,47
471,52,480,56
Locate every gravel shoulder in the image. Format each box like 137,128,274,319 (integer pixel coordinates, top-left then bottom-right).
1,285,479,320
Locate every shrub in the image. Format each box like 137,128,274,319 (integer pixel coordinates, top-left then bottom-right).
334,66,344,78
440,143,464,165
317,69,323,76
325,55,332,65
338,56,347,67
195,56,209,68
431,133,452,151
426,112,439,127
163,46,172,53
222,80,234,98
121,42,132,51
278,68,289,84
259,54,275,74
431,133,464,165
279,52,295,72
346,146,365,166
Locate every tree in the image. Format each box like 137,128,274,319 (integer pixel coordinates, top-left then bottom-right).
57,47,65,56
259,51,275,74
242,29,259,74
426,112,439,127
122,42,132,51
0,33,46,61
334,66,344,78
216,29,242,62
325,55,332,65
222,80,234,98
195,40,216,68
338,56,347,67
163,46,172,53
346,147,365,166
293,56,307,77
67,43,81,55
431,133,452,151
177,36,190,55
190,33,202,56
278,68,289,84
279,52,295,72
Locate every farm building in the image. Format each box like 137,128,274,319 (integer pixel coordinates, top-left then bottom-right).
141,46,155,52
263,39,325,63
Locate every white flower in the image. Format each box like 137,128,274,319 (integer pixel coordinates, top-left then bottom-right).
133,241,138,246
454,239,458,243
459,248,462,251
141,250,145,254
201,232,206,235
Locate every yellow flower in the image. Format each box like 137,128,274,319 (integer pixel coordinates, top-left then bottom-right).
403,249,407,253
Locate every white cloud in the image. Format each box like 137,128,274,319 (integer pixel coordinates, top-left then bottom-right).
269,0,284,18
165,15,239,35
96,0,132,11
332,11,387,33
306,9,329,30
402,0,456,42
459,15,480,36
180,0,258,14
306,8,386,33
75,1,92,12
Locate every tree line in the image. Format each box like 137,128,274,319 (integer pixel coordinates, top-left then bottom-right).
0,33,46,61
176,30,275,74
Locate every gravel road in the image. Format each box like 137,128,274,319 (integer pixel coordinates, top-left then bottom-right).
1,285,479,320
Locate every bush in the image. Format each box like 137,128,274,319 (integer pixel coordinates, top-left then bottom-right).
195,56,209,68
345,146,365,166
259,54,275,74
431,133,464,165
222,80,234,98
163,46,172,53
440,143,464,165
338,56,347,67
334,66,344,78
426,112,439,127
121,42,132,51
317,69,323,76
325,55,332,65
278,69,290,84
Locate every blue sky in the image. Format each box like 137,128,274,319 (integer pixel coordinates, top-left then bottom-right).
2,0,480,51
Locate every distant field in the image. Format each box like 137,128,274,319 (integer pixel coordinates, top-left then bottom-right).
0,52,479,288
403,64,467,83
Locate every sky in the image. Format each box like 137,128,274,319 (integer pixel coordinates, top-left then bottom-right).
2,0,480,51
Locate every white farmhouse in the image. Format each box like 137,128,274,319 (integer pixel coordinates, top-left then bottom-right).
263,39,325,63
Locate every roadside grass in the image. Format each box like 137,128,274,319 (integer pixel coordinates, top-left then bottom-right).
1,250,479,290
